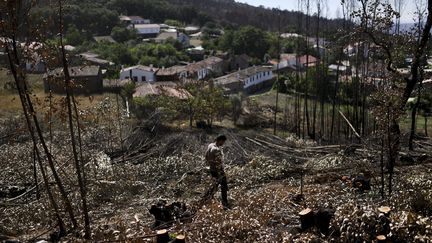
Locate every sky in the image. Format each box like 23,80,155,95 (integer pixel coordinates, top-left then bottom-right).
236,0,419,23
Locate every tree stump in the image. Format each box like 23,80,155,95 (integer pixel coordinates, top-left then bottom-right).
174,235,186,243
315,208,335,235
378,206,391,216
376,235,386,242
149,200,189,228
156,229,170,243
299,208,315,230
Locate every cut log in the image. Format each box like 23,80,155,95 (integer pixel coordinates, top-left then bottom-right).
376,235,386,242
299,208,315,230
378,206,391,216
338,110,361,139
156,229,170,243
174,235,186,243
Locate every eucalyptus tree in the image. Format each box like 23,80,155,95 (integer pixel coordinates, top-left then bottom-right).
354,0,432,194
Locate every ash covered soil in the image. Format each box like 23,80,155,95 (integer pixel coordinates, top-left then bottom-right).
1,122,432,242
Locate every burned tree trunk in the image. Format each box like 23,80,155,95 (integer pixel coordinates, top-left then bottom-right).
299,208,315,230
156,229,170,243
58,0,91,238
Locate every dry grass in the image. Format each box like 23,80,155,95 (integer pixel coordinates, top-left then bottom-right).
0,68,116,118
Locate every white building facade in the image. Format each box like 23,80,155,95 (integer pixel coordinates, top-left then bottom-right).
243,68,274,89
120,65,159,83
214,66,274,94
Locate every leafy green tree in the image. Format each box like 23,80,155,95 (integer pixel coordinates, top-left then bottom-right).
219,26,271,59
65,25,84,46
92,42,134,65
111,26,137,43
129,43,189,67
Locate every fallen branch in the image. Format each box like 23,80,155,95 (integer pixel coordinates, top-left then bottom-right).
338,110,361,140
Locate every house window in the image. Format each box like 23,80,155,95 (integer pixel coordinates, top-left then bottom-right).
142,76,146,82
133,76,138,82
125,76,130,79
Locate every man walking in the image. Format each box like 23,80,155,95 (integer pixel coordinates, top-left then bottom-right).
205,134,229,209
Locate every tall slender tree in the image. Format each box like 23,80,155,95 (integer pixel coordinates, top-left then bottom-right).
57,0,91,238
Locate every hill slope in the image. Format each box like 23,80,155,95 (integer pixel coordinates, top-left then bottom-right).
36,0,347,36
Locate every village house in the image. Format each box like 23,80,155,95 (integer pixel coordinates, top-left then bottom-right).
79,52,113,67
134,24,161,38
186,56,225,80
282,54,319,69
156,65,188,81
120,15,151,25
133,82,191,100
214,66,274,94
155,31,190,47
43,66,103,95
120,65,159,83
151,57,225,82
273,60,296,74
273,54,319,73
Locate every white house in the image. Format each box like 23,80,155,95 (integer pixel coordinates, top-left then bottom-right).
134,24,161,38
243,66,274,90
120,65,159,83
214,66,274,94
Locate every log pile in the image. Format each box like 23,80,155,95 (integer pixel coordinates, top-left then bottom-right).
107,121,351,166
